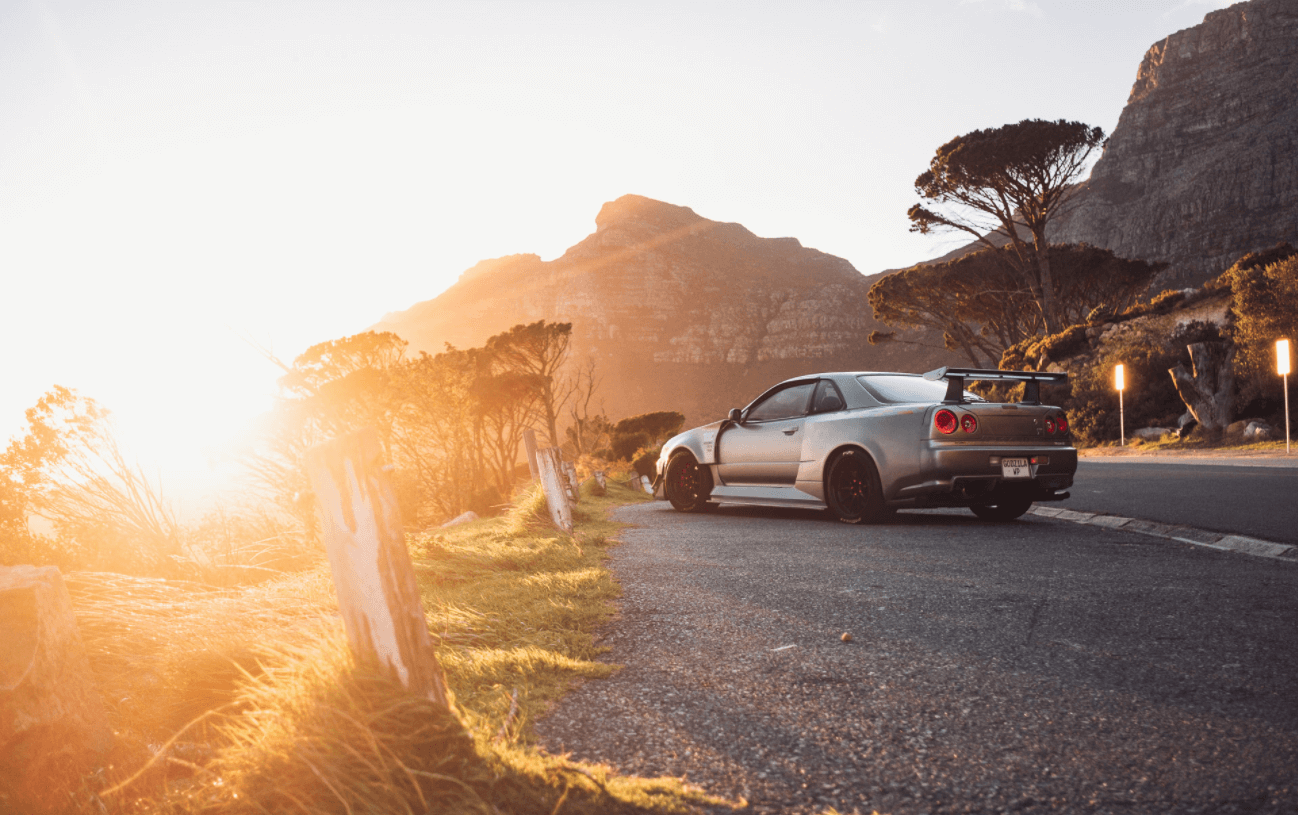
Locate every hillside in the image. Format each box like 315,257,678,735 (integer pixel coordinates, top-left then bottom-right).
889,0,1298,287
375,195,955,428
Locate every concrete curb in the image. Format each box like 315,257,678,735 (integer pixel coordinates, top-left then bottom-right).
1029,506,1297,562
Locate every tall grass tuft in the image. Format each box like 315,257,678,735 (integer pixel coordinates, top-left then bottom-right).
24,478,721,815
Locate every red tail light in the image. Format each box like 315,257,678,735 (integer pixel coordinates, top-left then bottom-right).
961,414,978,433
1045,417,1057,434
934,409,958,435
1057,414,1069,434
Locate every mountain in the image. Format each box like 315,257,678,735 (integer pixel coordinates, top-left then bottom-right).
1050,0,1298,286
374,195,954,428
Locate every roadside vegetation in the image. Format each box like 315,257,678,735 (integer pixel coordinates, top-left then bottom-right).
871,114,1295,448
7,479,731,815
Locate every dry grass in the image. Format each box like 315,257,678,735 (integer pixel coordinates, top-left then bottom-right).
1079,436,1291,456
6,475,730,815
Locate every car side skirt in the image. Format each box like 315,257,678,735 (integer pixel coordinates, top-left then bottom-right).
707,484,827,510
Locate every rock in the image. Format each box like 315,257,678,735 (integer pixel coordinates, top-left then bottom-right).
1169,341,1236,432
1049,0,1298,288
440,510,479,528
1133,427,1174,441
1244,421,1276,441
1225,420,1249,438
1,566,113,787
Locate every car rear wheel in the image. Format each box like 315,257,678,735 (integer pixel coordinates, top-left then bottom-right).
970,493,1034,521
665,452,714,512
825,448,889,524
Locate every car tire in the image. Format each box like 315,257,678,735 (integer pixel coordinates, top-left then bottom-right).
665,452,714,512
825,448,889,524
970,494,1034,521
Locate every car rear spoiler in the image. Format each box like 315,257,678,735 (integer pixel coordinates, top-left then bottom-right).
923,367,1069,405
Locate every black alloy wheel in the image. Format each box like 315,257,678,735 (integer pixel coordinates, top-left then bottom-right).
825,448,889,524
665,453,714,512
970,492,1034,521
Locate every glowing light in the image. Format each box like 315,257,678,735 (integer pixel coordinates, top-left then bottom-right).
1279,339,1291,376
1114,364,1125,391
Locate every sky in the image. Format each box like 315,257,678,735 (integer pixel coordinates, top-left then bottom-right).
0,0,1239,511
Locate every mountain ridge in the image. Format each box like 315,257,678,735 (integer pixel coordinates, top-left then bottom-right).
374,194,953,428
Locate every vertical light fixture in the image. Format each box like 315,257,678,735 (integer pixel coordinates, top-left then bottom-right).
1279,339,1291,455
1115,364,1126,447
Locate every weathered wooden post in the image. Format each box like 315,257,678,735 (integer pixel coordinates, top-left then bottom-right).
563,460,581,503
305,429,452,708
534,447,574,533
523,428,540,482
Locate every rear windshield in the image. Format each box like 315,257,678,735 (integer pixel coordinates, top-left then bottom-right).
857,374,984,404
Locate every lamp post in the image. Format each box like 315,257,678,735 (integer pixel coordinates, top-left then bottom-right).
1115,364,1125,447
1279,339,1291,455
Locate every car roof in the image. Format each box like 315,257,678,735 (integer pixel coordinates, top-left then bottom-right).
773,371,919,386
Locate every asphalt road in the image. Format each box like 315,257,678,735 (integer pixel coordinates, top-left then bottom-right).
536,501,1298,815
1069,460,1298,543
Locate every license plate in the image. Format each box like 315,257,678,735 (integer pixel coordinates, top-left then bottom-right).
1001,458,1031,479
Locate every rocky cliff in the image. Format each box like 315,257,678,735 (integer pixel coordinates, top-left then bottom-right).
374,195,953,427
1048,0,1298,286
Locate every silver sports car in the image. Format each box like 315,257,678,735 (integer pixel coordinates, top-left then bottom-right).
653,367,1076,523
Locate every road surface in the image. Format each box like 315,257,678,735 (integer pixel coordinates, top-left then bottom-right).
536,501,1298,815
1070,459,1298,543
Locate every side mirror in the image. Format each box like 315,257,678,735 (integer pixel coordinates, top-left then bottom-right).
727,408,743,423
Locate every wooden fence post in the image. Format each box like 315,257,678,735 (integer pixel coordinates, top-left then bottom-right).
306,429,452,708
523,429,540,482
534,447,574,533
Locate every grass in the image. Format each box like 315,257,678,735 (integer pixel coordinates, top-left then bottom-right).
1079,435,1292,456
7,477,733,815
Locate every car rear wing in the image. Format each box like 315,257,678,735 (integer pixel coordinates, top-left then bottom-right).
923,367,1069,405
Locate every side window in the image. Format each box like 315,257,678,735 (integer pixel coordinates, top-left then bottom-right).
745,382,815,422
811,379,846,414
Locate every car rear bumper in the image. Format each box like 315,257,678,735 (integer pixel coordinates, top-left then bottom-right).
892,443,1077,505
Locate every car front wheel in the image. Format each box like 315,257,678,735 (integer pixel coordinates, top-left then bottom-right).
825,448,889,524
665,452,713,512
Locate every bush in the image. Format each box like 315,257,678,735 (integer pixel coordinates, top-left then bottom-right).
1032,325,1091,365
1227,253,1298,391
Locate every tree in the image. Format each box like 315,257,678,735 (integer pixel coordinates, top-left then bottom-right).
908,119,1106,334
1,387,180,574
869,243,1161,368
486,321,574,446
563,358,609,458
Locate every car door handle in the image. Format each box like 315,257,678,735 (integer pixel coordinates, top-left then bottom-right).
783,427,798,435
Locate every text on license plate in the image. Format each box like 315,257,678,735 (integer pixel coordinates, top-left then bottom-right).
1001,458,1031,479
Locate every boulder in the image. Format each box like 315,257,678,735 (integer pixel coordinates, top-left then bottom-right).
1244,421,1277,441
1,566,113,786
1225,420,1249,438
1133,427,1174,441
440,510,480,528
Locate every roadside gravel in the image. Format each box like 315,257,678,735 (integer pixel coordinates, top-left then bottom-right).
535,502,1298,815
